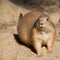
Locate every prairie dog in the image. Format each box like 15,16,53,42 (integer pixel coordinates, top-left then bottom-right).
17,11,56,55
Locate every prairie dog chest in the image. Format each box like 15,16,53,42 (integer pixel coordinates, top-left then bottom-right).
32,28,51,41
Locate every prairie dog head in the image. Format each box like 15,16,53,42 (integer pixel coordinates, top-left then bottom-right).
36,16,51,31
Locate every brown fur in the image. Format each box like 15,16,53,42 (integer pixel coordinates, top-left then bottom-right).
17,11,56,55
32,16,56,55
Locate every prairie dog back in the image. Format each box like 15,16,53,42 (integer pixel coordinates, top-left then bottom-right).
17,11,44,45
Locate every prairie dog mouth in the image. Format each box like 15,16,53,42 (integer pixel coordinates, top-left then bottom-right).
39,27,49,33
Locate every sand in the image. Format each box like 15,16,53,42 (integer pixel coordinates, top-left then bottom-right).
0,0,60,60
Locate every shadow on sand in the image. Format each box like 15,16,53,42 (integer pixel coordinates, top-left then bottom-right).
13,34,37,54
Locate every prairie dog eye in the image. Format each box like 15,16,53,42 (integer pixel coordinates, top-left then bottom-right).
47,18,48,21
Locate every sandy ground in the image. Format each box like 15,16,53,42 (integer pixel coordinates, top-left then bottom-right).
0,0,60,60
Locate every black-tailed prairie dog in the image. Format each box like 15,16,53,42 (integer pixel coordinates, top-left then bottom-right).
17,11,56,55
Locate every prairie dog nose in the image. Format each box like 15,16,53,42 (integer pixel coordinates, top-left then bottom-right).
40,23,43,25
40,23,43,27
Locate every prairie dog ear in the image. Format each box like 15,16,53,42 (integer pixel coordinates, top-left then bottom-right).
19,13,23,20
